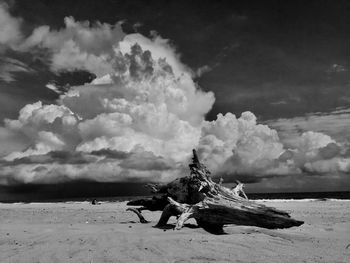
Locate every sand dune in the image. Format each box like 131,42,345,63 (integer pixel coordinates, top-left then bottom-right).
0,200,349,263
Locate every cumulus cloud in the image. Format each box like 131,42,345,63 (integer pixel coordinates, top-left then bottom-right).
0,13,350,186
20,17,125,76
296,131,335,158
266,109,350,144
198,112,291,181
265,110,350,176
0,20,215,184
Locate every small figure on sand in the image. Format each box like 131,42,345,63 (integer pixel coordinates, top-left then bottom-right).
91,199,100,205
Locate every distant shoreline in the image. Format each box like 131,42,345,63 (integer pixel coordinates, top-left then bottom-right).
1,181,350,203
2,198,350,205
1,191,350,203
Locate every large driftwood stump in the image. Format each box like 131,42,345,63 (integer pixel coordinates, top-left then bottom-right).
127,149,303,233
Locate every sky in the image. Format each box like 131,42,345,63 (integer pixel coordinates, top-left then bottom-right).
0,0,350,194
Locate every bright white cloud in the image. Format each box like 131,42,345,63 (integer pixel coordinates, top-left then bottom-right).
296,131,335,158
0,24,215,184
198,112,285,178
20,17,125,76
0,13,350,186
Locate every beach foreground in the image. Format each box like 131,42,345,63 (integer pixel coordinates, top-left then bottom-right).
0,200,349,263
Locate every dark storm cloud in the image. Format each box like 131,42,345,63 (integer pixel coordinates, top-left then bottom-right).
318,143,341,160
119,151,174,171
215,172,278,184
90,149,130,159
1,149,174,171
246,173,350,193
89,150,174,172
0,151,97,165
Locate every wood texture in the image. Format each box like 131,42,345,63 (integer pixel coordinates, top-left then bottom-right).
127,149,304,232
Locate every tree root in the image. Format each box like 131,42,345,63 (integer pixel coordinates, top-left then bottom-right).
126,208,149,223
127,149,304,232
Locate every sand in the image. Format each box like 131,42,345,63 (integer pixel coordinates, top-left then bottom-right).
0,200,349,263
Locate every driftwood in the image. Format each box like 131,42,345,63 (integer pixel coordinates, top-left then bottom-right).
127,149,303,233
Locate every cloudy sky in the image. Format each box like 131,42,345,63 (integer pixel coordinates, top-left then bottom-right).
1,0,350,193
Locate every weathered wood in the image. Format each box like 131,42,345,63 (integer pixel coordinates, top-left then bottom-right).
126,208,149,223
127,149,304,232
127,195,169,211
231,180,248,199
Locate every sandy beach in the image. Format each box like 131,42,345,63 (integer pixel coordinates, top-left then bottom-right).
0,200,349,263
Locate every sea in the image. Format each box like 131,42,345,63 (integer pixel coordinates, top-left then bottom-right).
248,191,350,201
0,180,349,203
1,190,350,203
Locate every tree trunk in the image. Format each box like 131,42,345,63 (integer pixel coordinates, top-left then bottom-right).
127,149,303,232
